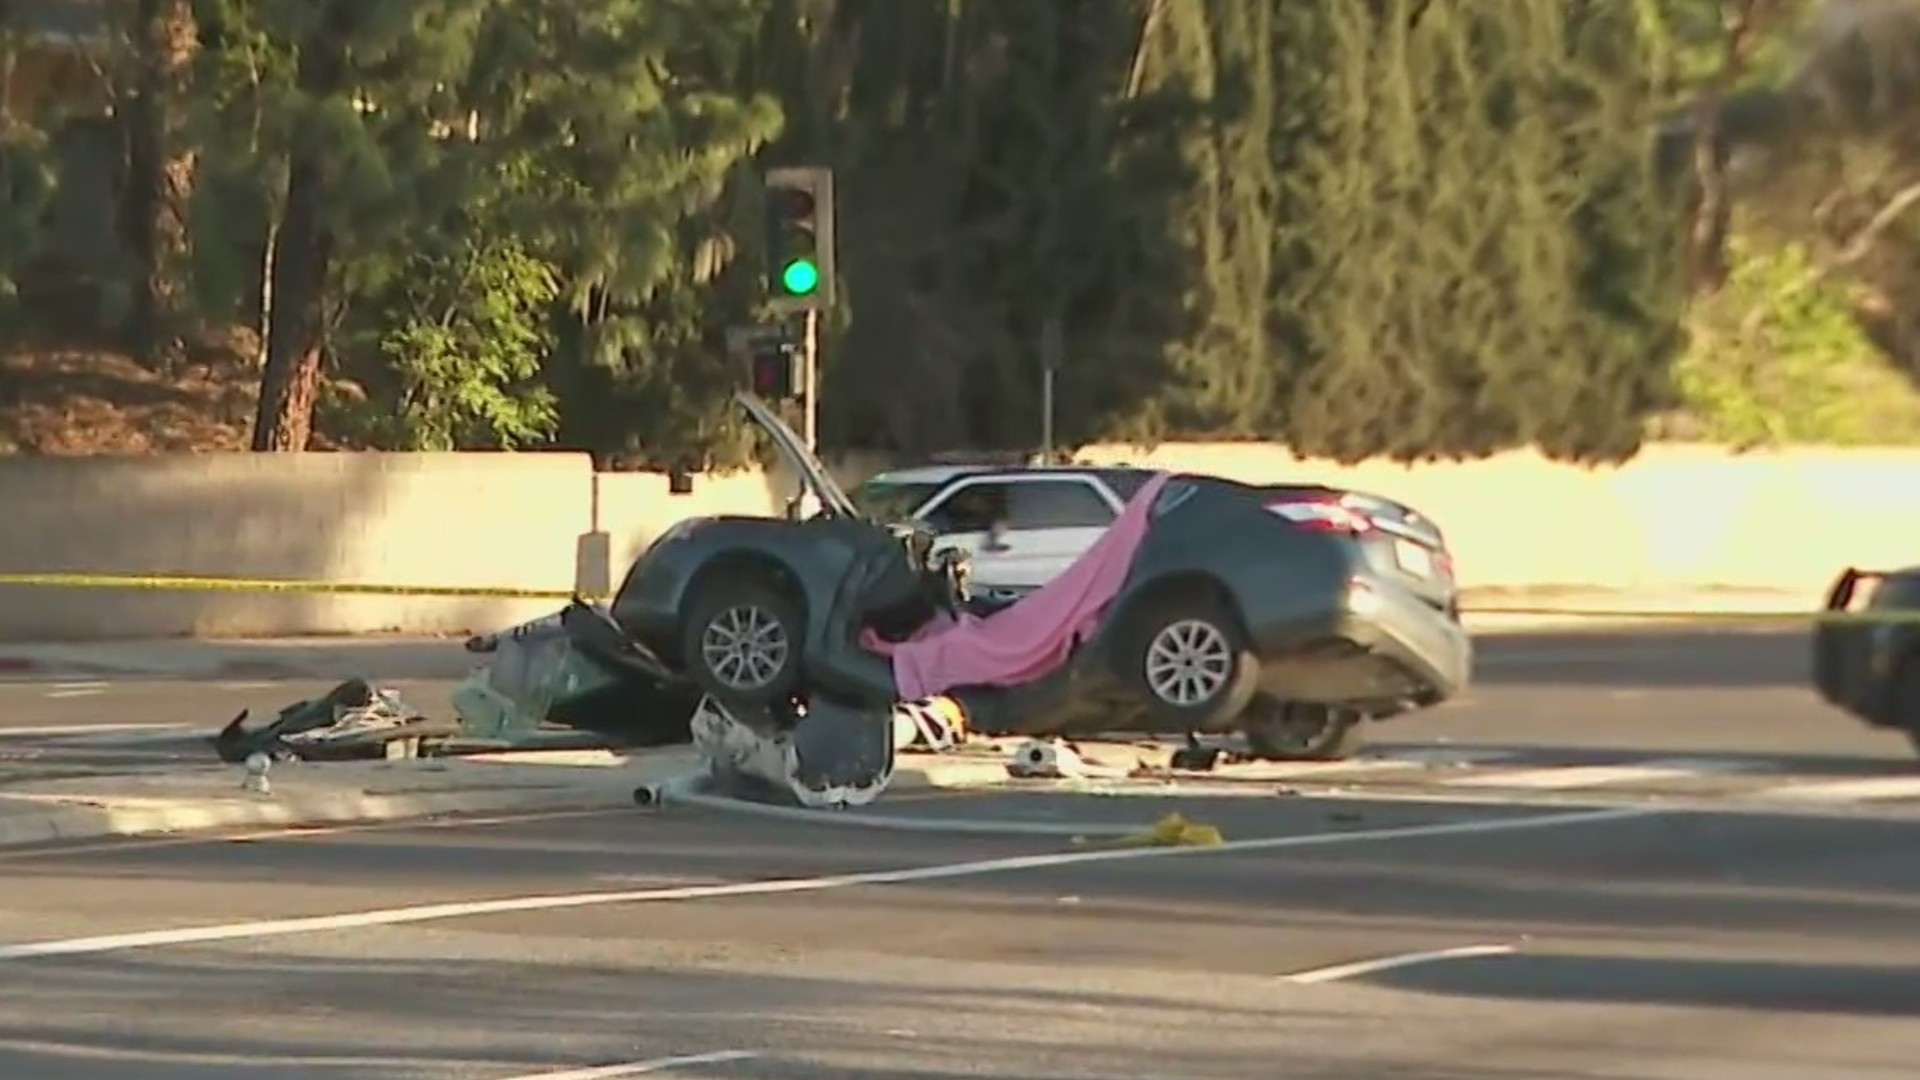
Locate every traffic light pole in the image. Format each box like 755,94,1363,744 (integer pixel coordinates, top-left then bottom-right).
801,308,820,453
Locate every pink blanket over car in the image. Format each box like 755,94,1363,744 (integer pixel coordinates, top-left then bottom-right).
873,471,1173,700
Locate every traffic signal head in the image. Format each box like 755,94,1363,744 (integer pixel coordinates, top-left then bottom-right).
764,166,835,313
750,340,800,400
729,323,803,402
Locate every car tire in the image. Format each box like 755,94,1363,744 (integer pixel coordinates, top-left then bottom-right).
1240,696,1363,762
680,576,804,708
1118,592,1255,730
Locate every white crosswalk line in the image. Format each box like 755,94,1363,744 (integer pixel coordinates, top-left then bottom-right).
1377,747,1519,767
1224,747,1517,780
1441,756,1761,791
0,718,183,734
1757,775,1920,803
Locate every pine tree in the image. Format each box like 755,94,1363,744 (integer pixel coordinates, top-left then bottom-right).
1270,0,1685,463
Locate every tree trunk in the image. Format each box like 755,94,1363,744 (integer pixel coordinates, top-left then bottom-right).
127,0,198,368
251,8,347,452
1684,0,1768,296
250,151,330,451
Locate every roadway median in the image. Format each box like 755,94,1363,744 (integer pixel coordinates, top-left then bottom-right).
0,742,1038,849
0,749,695,848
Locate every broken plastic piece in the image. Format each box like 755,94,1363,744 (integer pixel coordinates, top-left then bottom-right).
690,693,896,809
892,695,969,753
1007,738,1086,779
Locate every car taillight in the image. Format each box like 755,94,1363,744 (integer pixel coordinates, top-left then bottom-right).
1265,495,1374,534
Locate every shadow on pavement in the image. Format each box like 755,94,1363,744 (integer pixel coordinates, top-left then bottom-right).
1471,626,1810,688
1361,741,1920,777
1369,952,1920,1018
4,801,1920,947
0,951,1304,1080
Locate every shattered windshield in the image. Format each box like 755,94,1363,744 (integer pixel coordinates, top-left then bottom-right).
850,479,942,524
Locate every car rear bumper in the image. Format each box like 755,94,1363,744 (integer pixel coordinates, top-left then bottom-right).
1251,579,1472,711
1341,592,1473,703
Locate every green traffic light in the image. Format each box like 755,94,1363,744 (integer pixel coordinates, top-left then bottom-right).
781,258,820,296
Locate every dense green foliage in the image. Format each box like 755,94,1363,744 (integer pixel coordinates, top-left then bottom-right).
4,0,1920,461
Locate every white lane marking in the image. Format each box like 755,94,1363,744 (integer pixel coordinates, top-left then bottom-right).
0,807,634,861
1442,757,1760,791
1758,775,1920,803
218,681,277,690
0,804,1657,962
44,683,107,699
0,723,186,739
1219,747,1517,780
48,682,108,692
1282,943,1516,985
498,1050,760,1080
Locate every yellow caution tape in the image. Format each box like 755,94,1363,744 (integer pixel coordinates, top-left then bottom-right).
1074,812,1225,849
6,572,1919,625
0,571,600,601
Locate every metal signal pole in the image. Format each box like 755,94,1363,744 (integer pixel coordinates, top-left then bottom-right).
802,308,820,453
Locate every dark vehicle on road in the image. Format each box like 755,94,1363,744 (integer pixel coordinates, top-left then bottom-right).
1813,565,1920,755
851,465,1461,619
590,392,1471,801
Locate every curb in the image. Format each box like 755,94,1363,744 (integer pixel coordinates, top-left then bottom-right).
0,754,701,849
0,742,1058,849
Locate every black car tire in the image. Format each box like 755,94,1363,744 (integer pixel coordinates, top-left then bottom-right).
1241,696,1363,762
1118,592,1254,730
680,576,804,708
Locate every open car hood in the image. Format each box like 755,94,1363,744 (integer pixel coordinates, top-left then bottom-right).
734,390,860,519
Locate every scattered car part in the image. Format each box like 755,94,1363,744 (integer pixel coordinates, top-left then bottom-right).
213,679,457,764
451,599,703,749
1007,738,1088,779
689,693,896,808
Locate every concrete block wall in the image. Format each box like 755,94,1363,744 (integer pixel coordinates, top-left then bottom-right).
1073,442,1920,596
0,452,596,640
2,441,1917,641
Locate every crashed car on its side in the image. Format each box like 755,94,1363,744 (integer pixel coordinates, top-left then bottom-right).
1812,565,1920,755
594,392,1472,805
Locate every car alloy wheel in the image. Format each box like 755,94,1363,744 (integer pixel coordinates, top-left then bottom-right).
698,603,792,692
1143,618,1234,707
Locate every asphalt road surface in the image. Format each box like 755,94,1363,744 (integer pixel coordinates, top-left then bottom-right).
0,624,1917,1078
